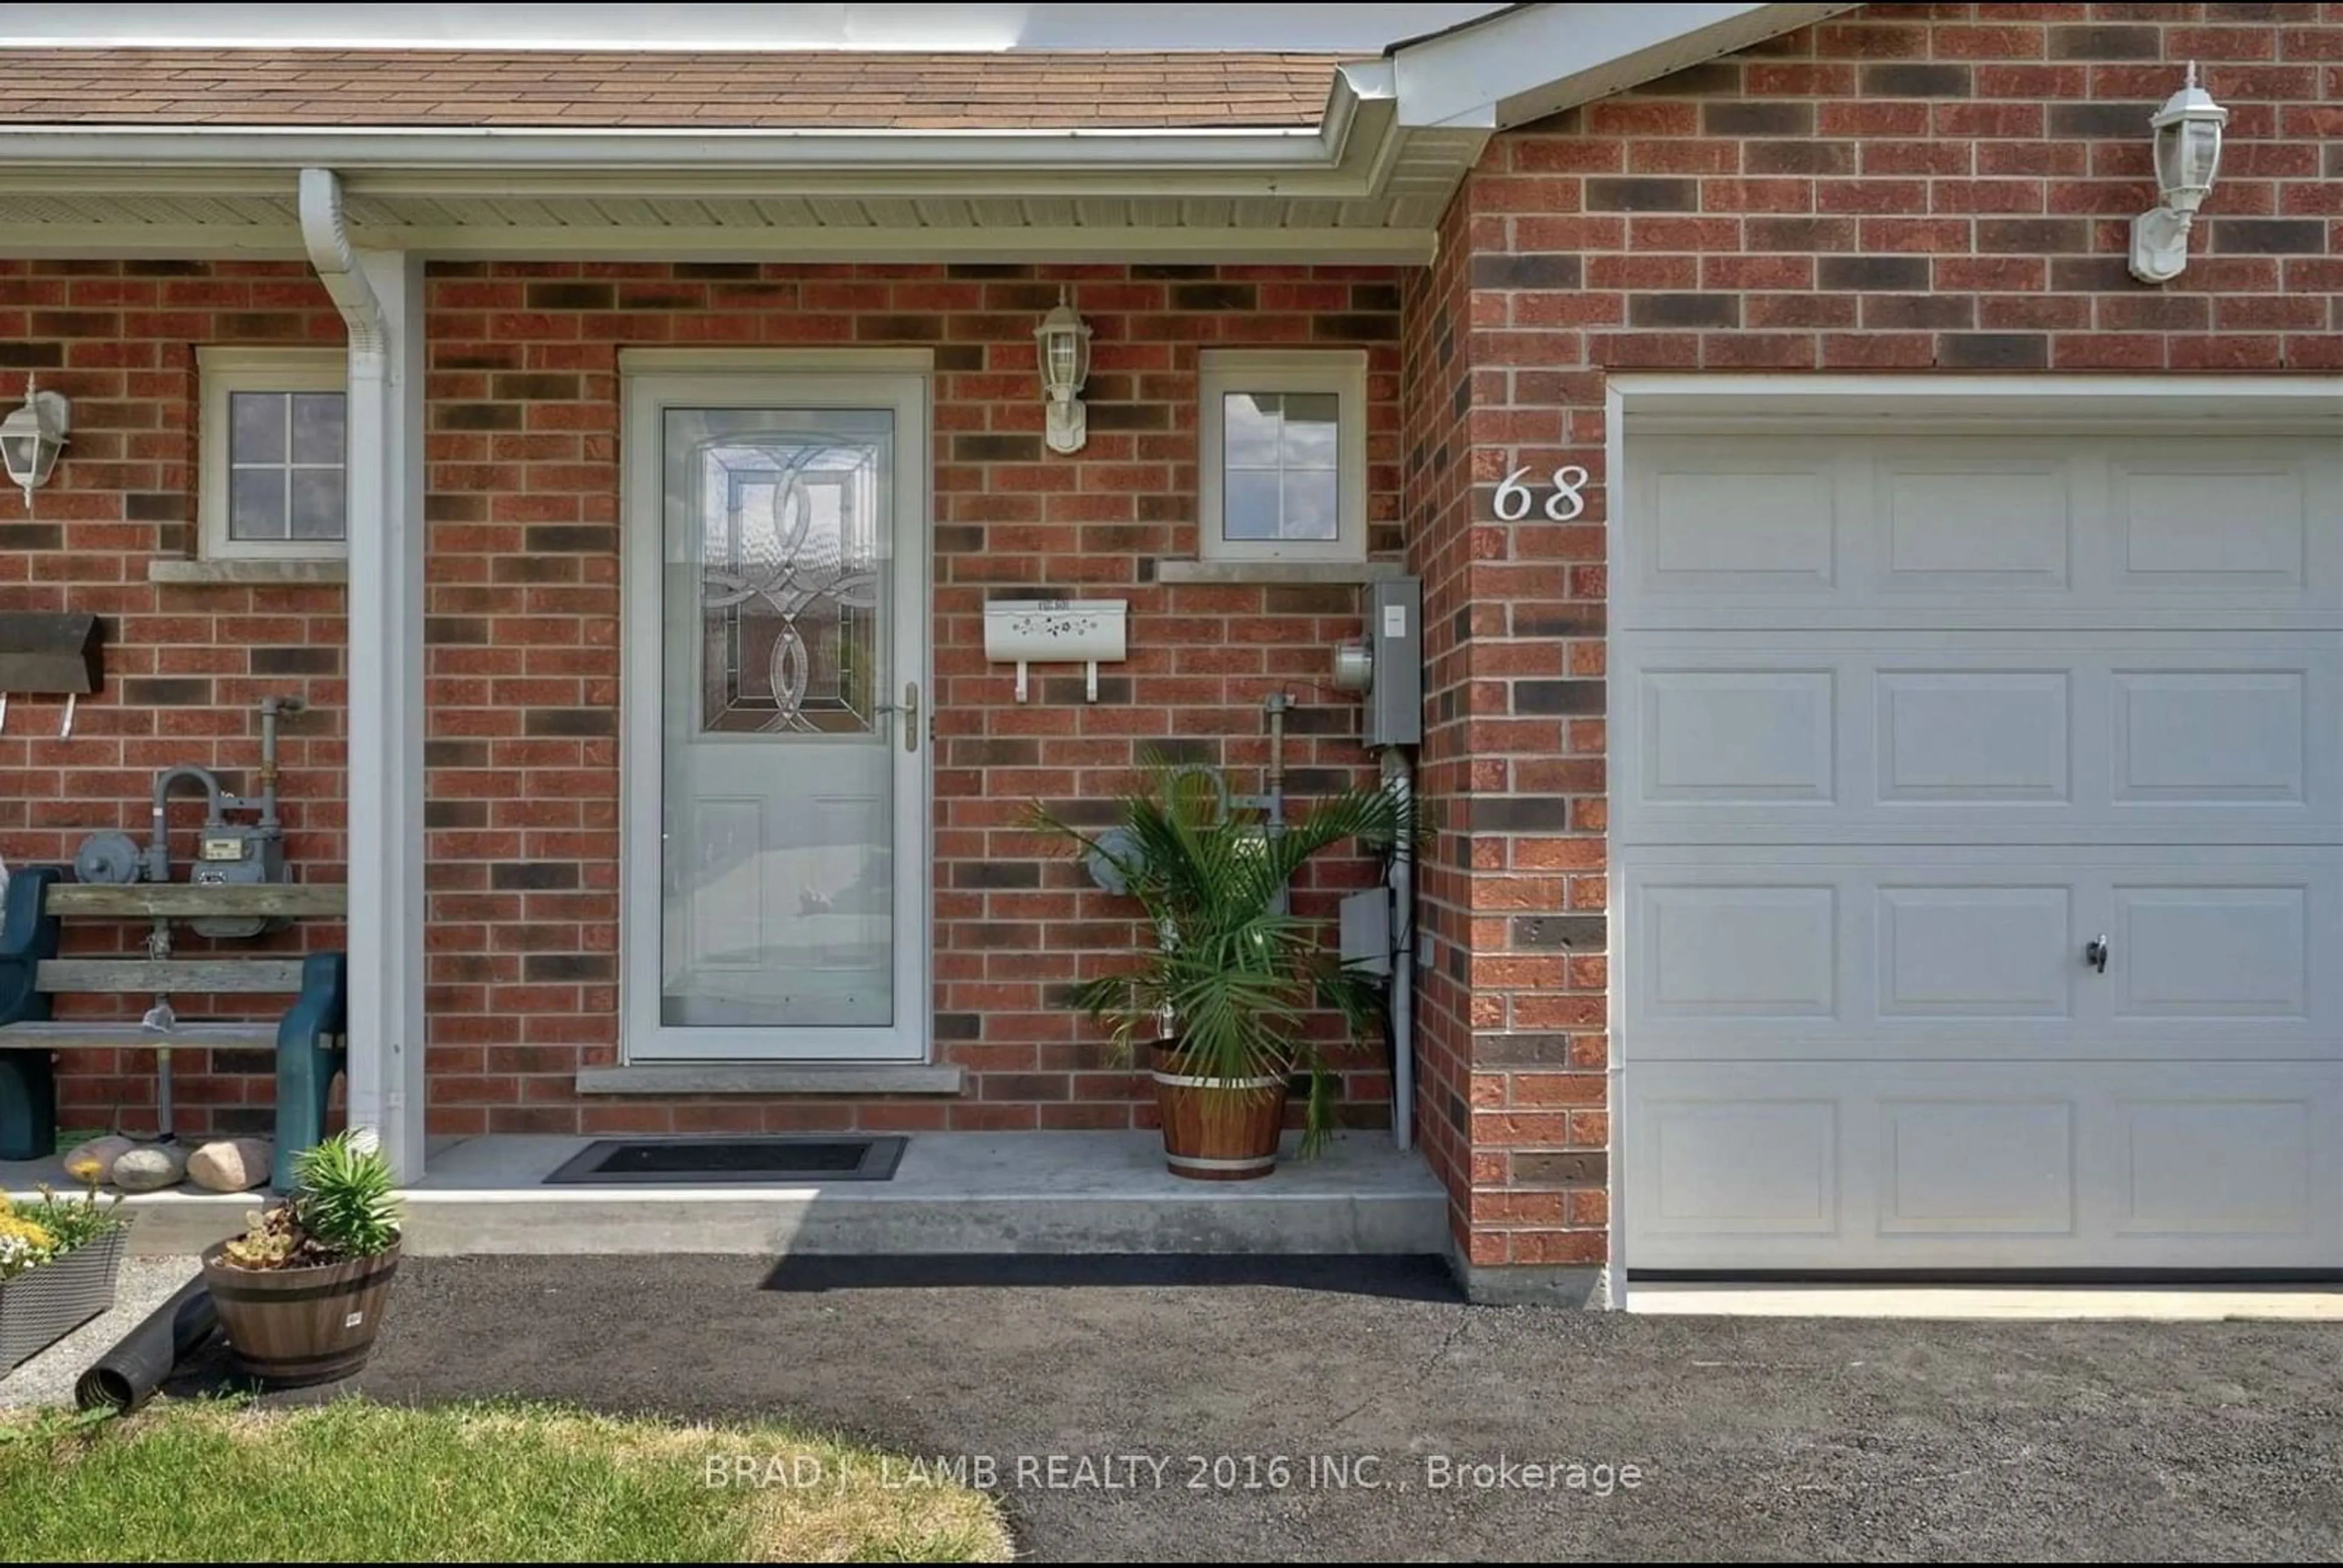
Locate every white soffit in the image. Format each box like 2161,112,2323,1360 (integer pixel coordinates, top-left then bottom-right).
1392,1,1860,129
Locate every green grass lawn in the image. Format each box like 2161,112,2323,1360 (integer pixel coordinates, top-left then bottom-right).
0,1398,1011,1563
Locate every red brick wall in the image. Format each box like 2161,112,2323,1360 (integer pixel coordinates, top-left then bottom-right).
420,261,1405,1136
1400,190,1486,1256
0,259,346,1138
1434,0,2343,1275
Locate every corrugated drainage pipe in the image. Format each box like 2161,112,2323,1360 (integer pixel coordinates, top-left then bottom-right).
1381,745,1414,1153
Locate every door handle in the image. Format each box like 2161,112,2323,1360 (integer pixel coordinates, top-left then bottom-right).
874,681,921,752
2084,935,2109,974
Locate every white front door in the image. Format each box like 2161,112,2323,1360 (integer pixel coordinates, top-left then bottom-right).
621,358,930,1061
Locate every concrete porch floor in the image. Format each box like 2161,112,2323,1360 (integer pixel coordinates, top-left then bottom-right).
2,1131,1447,1259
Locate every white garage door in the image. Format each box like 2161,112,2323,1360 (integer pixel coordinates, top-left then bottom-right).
1616,424,2343,1272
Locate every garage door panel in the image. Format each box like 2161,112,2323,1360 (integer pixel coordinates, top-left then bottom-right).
1644,451,1840,595
1619,849,2339,1059
2117,1098,2314,1239
1877,670,2070,802
2109,453,2316,591
1623,433,2342,628
2111,669,2306,804
2114,886,2309,1020
1877,455,2073,591
1625,1063,2343,1270
1646,1099,1838,1237
1612,635,2339,845
1641,883,1837,1018
1641,669,1835,803
1878,886,2074,1020
1878,1098,2076,1237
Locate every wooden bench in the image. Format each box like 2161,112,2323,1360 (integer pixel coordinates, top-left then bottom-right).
0,866,348,1190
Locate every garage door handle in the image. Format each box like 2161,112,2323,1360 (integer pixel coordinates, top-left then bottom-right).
2084,935,2109,974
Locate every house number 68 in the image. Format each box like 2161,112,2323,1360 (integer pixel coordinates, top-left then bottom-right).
1492,464,1590,523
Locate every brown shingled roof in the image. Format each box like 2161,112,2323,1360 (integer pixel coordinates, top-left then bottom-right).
0,48,1353,130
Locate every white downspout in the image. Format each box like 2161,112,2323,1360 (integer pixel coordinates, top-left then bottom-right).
298,167,423,1180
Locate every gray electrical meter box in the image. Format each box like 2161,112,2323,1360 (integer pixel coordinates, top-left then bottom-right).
1363,576,1422,748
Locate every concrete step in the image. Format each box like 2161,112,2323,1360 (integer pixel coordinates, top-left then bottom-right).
5,1131,1447,1259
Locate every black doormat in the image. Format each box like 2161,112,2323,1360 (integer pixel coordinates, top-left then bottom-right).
543,1135,907,1185
761,1252,1461,1303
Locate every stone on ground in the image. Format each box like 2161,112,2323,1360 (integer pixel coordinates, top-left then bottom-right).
60,1134,137,1187
185,1138,272,1193
110,1143,190,1193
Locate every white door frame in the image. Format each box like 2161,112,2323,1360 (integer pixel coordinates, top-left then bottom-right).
618,348,934,1062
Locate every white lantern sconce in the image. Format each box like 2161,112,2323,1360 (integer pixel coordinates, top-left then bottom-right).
1,376,69,515
2128,62,2228,286
1034,291,1093,455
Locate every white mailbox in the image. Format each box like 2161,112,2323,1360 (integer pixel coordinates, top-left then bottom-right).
984,598,1128,703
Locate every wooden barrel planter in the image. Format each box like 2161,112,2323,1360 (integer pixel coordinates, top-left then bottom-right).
1151,1043,1288,1182
199,1243,399,1388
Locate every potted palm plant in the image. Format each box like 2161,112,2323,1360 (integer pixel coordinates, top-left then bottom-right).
1034,766,1409,1181
200,1129,401,1387
0,1186,131,1370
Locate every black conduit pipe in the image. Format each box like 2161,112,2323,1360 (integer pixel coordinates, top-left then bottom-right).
74,1275,218,1414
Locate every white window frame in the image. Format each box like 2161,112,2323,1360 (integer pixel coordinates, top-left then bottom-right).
1197,348,1368,564
197,345,348,560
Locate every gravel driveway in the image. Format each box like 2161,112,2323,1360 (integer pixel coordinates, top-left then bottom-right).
301,1254,2343,1563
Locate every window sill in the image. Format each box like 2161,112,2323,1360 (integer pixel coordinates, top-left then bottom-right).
577,1063,965,1097
1154,559,1406,586
148,558,350,586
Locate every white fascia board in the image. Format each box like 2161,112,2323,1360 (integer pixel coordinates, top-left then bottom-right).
1392,1,1861,131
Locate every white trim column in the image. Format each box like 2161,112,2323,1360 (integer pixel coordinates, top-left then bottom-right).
344,248,428,1181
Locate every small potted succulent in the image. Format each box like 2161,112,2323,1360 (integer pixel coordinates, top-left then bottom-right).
201,1129,402,1387
1032,766,1412,1181
0,1185,132,1370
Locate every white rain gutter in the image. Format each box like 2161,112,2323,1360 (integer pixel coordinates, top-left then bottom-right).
0,124,1341,170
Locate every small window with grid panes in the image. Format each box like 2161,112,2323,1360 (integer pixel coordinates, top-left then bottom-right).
198,348,346,558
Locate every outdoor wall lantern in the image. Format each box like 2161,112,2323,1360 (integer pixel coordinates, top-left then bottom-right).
2128,62,2228,285
1034,292,1093,455
1,376,68,514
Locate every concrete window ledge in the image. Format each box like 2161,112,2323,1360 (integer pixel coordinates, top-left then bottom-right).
148,558,352,586
575,1063,965,1096
1153,559,1408,586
